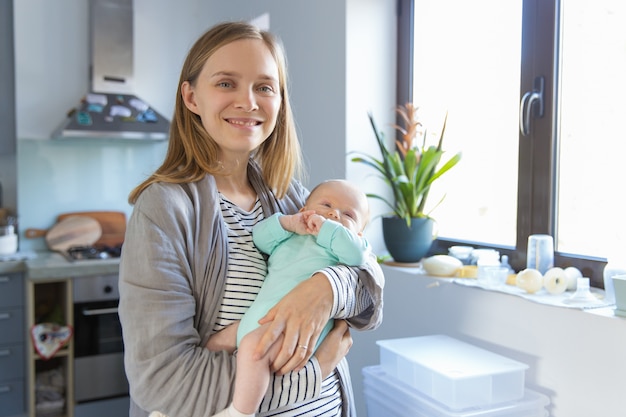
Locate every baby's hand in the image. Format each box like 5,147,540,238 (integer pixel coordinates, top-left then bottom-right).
306,214,325,236
280,211,315,235
205,321,239,354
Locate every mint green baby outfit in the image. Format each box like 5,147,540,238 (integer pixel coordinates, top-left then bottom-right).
237,213,370,348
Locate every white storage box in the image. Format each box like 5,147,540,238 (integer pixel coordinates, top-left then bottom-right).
376,335,529,410
362,365,549,417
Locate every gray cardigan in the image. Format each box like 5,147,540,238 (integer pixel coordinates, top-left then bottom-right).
118,162,384,417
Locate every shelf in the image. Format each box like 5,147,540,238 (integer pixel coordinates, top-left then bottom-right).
33,347,70,361
26,278,74,417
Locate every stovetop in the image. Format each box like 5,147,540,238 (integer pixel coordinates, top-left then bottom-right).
67,245,122,260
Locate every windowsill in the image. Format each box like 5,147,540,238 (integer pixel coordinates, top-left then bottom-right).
382,262,623,320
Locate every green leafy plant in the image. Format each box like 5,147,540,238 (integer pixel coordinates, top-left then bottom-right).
351,103,462,226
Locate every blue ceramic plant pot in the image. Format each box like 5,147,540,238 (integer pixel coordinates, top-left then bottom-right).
382,216,434,263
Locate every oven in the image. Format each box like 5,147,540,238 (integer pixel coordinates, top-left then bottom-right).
73,274,128,405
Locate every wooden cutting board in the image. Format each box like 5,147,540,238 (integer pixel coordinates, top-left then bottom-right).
45,216,102,258
25,211,126,247
57,211,126,247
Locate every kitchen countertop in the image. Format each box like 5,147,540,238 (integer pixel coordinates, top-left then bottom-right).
0,251,120,280
0,257,26,274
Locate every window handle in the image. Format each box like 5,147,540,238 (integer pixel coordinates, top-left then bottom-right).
519,76,545,136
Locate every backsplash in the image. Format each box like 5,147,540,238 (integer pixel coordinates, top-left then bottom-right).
17,138,167,252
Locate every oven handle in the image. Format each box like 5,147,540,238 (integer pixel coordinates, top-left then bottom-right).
81,307,119,316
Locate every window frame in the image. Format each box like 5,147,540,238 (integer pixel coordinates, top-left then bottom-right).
397,0,608,287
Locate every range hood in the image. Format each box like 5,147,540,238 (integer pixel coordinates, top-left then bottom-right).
52,0,169,141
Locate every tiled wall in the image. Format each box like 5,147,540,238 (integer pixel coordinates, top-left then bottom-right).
17,138,167,252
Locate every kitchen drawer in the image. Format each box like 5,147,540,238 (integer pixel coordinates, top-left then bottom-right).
0,378,25,417
0,273,23,308
0,308,24,344
0,344,24,380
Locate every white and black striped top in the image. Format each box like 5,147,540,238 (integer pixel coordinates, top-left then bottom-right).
213,195,266,331
216,194,342,417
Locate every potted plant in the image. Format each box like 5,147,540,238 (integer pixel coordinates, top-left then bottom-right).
351,102,461,263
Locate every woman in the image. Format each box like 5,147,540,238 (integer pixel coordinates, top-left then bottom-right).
118,21,384,417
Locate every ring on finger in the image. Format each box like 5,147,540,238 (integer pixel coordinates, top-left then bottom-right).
298,344,308,350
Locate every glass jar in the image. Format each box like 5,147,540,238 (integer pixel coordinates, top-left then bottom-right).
0,225,17,255
603,258,626,304
476,250,501,286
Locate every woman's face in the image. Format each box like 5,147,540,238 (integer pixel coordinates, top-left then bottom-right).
181,38,281,160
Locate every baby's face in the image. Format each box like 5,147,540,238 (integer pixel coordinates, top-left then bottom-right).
304,181,369,234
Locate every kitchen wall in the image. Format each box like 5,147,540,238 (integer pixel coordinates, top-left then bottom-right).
14,0,394,254
16,139,167,251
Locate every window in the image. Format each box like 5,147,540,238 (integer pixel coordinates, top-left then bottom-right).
557,0,626,259
399,0,626,287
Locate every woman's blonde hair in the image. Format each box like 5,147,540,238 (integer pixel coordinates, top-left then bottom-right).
129,21,303,204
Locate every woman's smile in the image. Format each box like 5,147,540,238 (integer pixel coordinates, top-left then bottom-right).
226,117,263,127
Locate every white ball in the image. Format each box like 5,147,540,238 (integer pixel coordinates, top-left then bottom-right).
564,266,582,291
516,268,544,294
543,267,568,295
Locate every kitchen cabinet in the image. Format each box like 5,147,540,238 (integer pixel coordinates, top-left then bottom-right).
0,272,26,417
16,253,125,417
26,279,74,417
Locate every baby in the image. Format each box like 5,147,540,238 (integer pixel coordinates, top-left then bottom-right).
210,179,370,417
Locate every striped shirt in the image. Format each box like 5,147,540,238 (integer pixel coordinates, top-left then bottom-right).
213,195,266,331
216,194,343,416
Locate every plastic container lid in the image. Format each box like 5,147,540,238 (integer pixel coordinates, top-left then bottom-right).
376,335,529,410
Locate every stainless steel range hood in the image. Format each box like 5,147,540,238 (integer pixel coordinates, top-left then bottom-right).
52,0,169,141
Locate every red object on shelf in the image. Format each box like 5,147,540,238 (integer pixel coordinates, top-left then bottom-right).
30,323,73,360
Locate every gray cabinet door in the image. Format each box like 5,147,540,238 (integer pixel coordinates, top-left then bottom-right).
0,271,25,417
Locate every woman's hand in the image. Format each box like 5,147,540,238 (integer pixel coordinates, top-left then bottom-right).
254,272,333,375
205,321,239,354
315,320,353,378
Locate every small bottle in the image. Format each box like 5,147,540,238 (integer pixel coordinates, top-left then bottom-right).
604,257,626,304
500,255,514,273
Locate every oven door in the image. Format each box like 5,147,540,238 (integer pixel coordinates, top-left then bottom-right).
73,299,128,403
